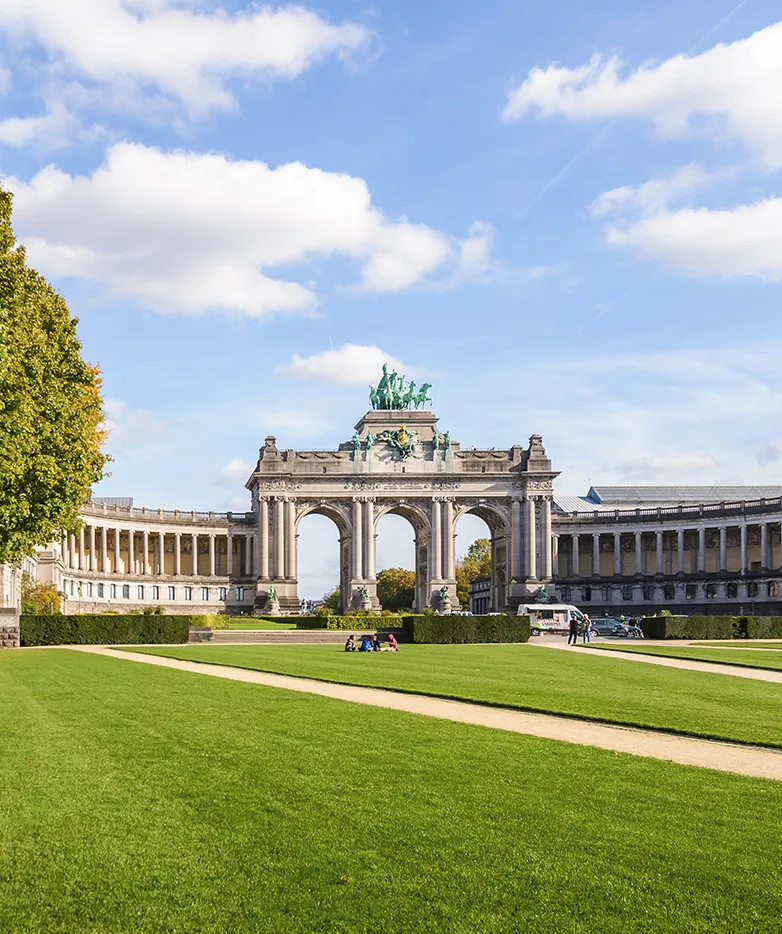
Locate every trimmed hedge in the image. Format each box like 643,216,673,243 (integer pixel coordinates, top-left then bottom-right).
21,614,191,646
296,614,431,631
640,614,782,640
402,614,530,644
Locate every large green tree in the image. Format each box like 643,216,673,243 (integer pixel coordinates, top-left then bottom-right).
455,538,491,608
0,188,106,564
376,567,415,611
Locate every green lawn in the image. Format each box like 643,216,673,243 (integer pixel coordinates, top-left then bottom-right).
1,649,779,934
226,620,297,630
585,643,782,671
692,641,782,650
128,643,782,748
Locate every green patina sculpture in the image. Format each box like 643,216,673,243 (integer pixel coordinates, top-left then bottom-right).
351,431,361,453
533,585,552,604
370,364,433,410
432,432,440,450
376,424,418,459
366,432,374,450
267,585,277,602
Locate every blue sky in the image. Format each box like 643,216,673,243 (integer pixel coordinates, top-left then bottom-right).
4,0,782,596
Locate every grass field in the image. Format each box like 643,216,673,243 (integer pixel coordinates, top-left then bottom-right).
128,643,782,748
584,643,782,671
2,648,780,934
227,620,297,630
692,641,782,650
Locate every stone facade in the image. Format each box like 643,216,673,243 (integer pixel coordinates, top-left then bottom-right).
0,608,20,648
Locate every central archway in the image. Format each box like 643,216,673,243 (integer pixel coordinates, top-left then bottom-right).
454,502,511,612
296,502,352,613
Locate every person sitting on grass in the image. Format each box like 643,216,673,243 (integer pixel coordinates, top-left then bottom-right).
344,634,356,652
359,635,373,652
385,633,398,652
371,634,382,652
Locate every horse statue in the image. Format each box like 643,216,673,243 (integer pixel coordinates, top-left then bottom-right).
415,382,433,409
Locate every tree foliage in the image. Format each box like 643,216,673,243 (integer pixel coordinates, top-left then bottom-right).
21,571,61,615
377,567,415,611
0,188,107,564
321,587,340,611
455,537,492,609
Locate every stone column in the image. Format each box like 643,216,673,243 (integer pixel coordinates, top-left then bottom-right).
740,524,748,575
677,529,685,574
443,498,456,580
78,527,85,570
227,533,233,577
88,525,96,571
191,533,198,576
592,533,600,577
634,531,642,575
245,534,253,576
208,534,215,577
656,531,663,575
524,498,536,580
352,498,364,581
510,499,522,581
260,498,270,580
142,530,150,575
174,533,181,576
114,528,121,573
552,534,560,577
761,523,769,569
273,498,285,580
363,498,376,582
698,528,706,573
540,499,552,579
613,532,621,576
158,531,165,575
128,530,135,575
572,534,580,577
719,527,728,572
61,533,69,570
285,499,296,580
101,527,108,573
70,533,77,569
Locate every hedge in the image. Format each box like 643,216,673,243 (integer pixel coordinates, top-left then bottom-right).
640,615,782,640
295,614,428,631
21,614,191,646
402,614,530,644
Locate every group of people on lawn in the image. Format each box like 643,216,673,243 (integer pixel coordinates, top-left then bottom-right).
345,633,399,652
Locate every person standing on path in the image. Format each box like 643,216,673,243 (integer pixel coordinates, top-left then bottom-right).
568,615,579,645
582,615,592,644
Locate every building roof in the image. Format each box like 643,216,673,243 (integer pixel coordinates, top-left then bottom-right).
553,495,621,514
91,496,134,507
586,486,782,506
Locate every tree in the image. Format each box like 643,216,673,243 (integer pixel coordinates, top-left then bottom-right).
21,571,61,615
455,537,491,609
321,587,340,611
0,188,107,564
376,567,415,612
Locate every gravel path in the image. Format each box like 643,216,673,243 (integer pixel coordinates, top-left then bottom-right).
535,641,782,682
71,646,782,782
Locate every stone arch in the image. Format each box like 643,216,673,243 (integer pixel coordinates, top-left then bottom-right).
455,500,512,612
295,501,352,612
374,501,430,611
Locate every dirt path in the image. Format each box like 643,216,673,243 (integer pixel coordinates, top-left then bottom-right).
535,641,782,683
71,646,782,782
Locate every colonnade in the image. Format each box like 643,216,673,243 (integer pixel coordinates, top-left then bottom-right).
61,525,254,578
555,522,782,578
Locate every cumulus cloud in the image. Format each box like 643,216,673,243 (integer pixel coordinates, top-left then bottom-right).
5,142,474,317
503,20,782,169
219,458,252,482
104,398,167,448
0,101,78,149
0,1,371,117
590,164,732,218
618,452,718,481
758,441,782,466
278,344,415,385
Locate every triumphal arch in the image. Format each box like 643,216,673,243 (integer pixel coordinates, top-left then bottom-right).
246,367,558,613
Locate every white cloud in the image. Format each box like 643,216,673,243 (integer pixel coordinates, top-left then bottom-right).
6,142,473,317
604,196,782,280
278,344,415,385
0,102,78,150
503,21,782,169
264,408,333,437
0,1,371,117
617,452,718,481
104,398,167,448
758,441,782,466
219,457,252,482
590,164,732,218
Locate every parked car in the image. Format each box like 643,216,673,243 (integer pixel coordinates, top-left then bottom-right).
589,617,628,637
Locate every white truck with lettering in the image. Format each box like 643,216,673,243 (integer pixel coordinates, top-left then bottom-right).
517,603,585,636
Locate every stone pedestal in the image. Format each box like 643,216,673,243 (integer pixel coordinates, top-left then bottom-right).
0,608,20,648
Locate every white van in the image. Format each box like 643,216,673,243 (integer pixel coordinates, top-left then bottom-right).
516,603,585,636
